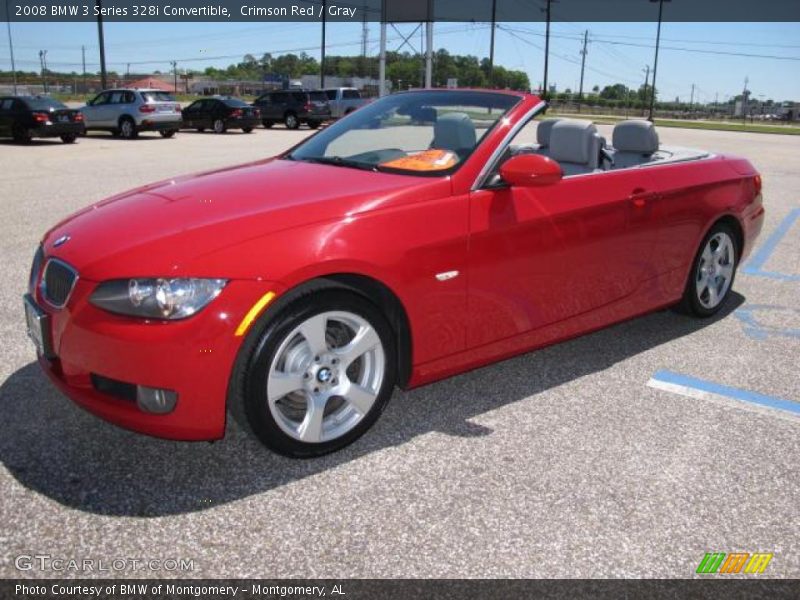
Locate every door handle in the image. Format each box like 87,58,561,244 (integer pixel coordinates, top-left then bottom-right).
629,188,657,208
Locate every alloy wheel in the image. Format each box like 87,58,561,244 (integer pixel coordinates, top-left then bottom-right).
695,232,735,309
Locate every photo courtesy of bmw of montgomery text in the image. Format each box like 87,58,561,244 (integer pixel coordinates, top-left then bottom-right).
24,89,764,457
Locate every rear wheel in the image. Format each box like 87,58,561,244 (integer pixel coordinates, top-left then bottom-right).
159,129,177,138
119,117,138,139
262,120,274,129
676,223,738,318
284,112,299,129
197,127,206,132
307,120,320,129
213,118,226,134
242,126,254,134
60,134,77,144
237,291,396,457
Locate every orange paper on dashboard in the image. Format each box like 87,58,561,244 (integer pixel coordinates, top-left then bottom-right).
380,149,458,171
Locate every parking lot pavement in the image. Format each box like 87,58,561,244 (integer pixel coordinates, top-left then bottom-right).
1,124,798,579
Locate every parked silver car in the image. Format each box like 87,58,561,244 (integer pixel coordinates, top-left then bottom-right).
81,88,182,139
323,87,368,118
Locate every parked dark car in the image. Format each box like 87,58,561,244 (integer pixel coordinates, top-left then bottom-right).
252,90,331,129
0,95,84,143
181,97,261,134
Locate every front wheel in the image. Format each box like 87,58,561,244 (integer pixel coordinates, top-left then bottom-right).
262,120,274,129
12,125,32,143
159,129,177,138
60,134,77,144
119,117,138,139
676,223,738,318
242,126,253,134
238,291,396,457
307,120,320,129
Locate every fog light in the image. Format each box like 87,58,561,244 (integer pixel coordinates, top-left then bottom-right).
136,386,178,414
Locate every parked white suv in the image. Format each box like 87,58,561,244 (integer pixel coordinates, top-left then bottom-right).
81,88,182,139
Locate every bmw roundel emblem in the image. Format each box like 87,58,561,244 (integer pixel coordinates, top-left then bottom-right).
53,235,71,248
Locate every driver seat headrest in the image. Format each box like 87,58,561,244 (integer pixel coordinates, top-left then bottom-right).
432,112,477,154
612,120,659,154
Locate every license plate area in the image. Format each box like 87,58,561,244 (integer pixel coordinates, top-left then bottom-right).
24,294,55,359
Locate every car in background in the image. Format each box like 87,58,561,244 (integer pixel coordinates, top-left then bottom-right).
0,95,84,143
323,87,368,118
80,88,182,139
181,96,261,134
252,89,331,129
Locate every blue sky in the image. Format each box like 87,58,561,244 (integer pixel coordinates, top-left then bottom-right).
4,20,799,101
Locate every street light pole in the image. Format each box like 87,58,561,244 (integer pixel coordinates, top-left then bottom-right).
543,0,551,99
320,0,327,89
648,0,669,121
5,0,17,94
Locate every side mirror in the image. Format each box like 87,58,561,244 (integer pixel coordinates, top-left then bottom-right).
499,153,562,187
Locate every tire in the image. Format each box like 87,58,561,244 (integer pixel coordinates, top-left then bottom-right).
262,120,274,129
284,112,299,129
159,130,176,138
12,125,32,143
307,120,320,129
118,117,138,139
213,118,226,134
236,290,397,457
676,222,739,318
197,127,205,132
242,126,253,134
60,134,77,144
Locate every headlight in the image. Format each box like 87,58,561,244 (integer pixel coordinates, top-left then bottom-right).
90,278,227,320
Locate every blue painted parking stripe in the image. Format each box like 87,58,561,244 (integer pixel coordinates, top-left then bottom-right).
742,207,800,279
648,370,800,416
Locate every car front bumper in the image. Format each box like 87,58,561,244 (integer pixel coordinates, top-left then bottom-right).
31,276,282,440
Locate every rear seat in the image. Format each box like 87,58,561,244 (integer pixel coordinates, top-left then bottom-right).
611,120,659,168
548,119,603,176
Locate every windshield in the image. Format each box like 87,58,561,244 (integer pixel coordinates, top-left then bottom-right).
23,97,67,110
288,91,521,175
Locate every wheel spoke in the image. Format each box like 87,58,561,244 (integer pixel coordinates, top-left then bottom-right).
706,282,719,306
297,396,326,443
267,372,305,401
719,264,734,280
344,381,377,415
336,325,380,367
299,313,329,357
701,245,713,265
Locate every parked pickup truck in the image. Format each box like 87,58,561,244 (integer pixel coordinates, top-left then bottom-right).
323,88,368,118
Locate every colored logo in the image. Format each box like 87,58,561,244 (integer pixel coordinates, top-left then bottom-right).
696,552,773,574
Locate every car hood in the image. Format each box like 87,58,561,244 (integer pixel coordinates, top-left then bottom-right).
42,158,445,281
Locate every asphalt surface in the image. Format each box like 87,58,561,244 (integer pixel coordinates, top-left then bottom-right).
0,122,798,579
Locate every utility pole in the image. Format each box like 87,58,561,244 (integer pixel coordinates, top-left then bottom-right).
171,61,178,94
742,75,749,127
488,0,497,86
96,0,107,89
5,0,17,94
648,0,670,121
320,0,326,89
577,29,588,112
81,45,86,93
39,50,48,93
642,65,650,115
361,2,368,58
126,63,130,83
379,0,386,96
543,0,552,99
689,83,695,109
425,20,433,88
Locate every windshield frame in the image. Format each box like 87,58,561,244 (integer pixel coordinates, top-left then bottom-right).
284,90,524,178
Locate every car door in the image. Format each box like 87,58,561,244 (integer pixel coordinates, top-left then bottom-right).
81,92,109,127
182,100,199,128
467,167,659,348
0,98,12,136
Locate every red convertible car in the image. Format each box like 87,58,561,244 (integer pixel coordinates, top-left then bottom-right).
25,90,764,457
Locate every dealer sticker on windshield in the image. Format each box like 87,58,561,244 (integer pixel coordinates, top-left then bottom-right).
380,149,458,172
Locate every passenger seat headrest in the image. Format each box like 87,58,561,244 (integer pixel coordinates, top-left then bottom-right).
433,112,476,153
536,118,562,147
612,120,659,154
549,120,600,165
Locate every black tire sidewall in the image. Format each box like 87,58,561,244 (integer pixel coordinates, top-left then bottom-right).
241,291,397,458
682,223,739,317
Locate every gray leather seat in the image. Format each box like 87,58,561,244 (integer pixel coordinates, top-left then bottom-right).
432,112,476,157
612,120,659,168
536,118,562,151
548,119,602,176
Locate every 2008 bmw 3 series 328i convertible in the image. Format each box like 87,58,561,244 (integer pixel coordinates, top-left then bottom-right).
25,90,764,457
